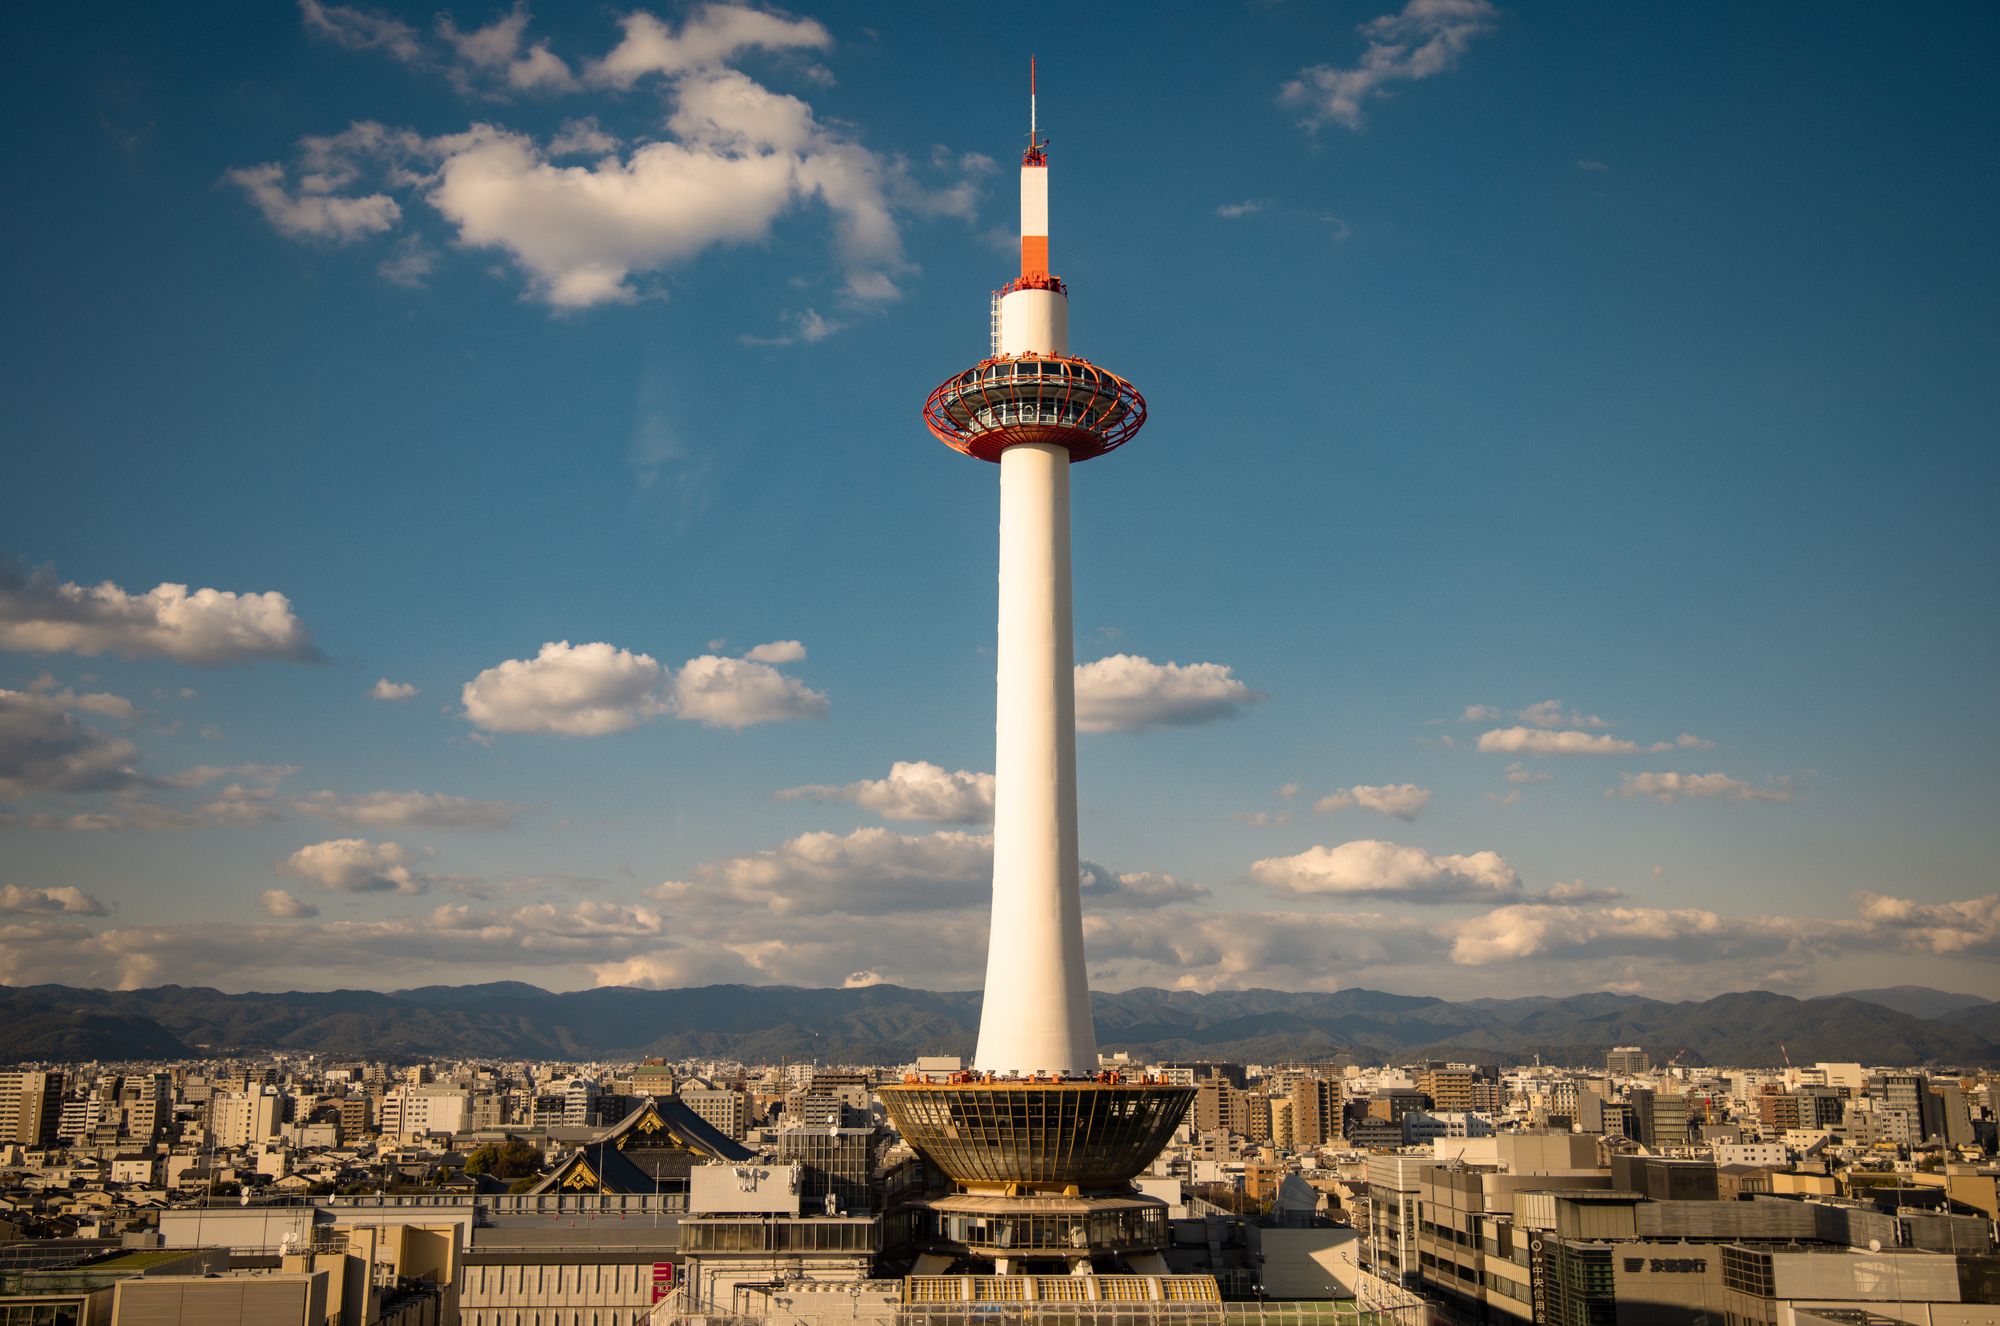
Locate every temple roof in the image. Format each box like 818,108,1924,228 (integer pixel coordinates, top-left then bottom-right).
522,1096,752,1195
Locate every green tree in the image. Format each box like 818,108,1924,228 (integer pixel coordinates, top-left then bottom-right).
465,1139,544,1179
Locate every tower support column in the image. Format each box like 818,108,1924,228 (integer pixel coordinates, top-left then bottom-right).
975,441,1097,1077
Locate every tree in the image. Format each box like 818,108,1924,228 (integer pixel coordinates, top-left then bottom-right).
465,1139,544,1179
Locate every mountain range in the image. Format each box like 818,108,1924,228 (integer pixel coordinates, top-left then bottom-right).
0,981,1992,1067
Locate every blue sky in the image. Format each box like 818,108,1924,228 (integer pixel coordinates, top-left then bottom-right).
2,1,1995,999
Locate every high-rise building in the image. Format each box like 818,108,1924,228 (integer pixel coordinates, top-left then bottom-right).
0,1071,64,1147
1606,1046,1651,1076
1290,1076,1343,1150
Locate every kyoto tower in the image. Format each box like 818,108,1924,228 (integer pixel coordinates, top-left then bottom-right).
881,68,1191,1276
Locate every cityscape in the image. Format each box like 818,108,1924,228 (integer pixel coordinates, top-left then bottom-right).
3,2,1997,1326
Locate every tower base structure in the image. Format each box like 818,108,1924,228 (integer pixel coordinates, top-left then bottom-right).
879,1080,1194,1275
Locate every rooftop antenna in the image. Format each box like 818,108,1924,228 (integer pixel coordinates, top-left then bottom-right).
1025,56,1046,163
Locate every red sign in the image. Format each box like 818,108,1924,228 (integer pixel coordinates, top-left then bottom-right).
652,1261,675,1303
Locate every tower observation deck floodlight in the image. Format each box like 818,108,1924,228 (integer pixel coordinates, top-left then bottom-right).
880,68,1191,1272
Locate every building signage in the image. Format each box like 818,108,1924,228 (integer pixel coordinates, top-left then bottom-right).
652,1261,674,1303
1624,1257,1708,1274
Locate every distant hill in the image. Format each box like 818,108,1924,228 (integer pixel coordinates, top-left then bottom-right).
1837,985,1993,1020
0,981,1991,1066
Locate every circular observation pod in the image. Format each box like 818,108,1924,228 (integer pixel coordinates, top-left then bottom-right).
923,355,1146,463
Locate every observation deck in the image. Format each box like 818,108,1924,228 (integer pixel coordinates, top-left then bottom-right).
924,355,1146,464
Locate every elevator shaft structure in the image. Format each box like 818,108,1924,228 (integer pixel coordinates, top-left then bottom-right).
920,73,1146,1079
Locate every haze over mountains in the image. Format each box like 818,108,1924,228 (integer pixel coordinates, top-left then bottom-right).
0,983,1992,1067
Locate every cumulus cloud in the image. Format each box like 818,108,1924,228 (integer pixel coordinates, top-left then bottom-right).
1250,838,1518,903
1615,772,1794,804
780,761,994,824
369,678,417,701
1514,699,1610,729
1477,727,1639,756
742,639,806,664
248,4,985,316
1079,865,1210,908
281,838,430,894
227,162,401,243
291,789,522,829
437,3,575,92
1281,0,1497,131
260,889,319,919
1074,655,1263,733
587,5,830,86
0,684,149,801
669,653,827,727
0,561,318,664
651,826,992,917
1314,782,1432,821
462,640,822,734
1852,892,1999,956
1504,762,1550,784
0,885,110,916
0,898,672,990
462,640,668,736
299,0,424,63
38,786,286,831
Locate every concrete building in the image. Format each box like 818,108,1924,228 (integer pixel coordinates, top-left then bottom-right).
0,1071,63,1147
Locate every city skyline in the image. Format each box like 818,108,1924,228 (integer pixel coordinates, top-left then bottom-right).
3,2,1996,1000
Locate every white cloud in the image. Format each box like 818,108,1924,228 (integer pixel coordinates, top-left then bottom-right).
260,889,319,919
462,640,824,734
1853,892,1999,957
1250,838,1518,903
1615,772,1793,804
669,653,827,727
0,684,148,800
298,0,424,63
227,162,401,243
369,678,417,701
1515,699,1609,729
462,640,668,735
376,236,437,286
419,65,912,308
651,826,992,917
1315,782,1432,820
437,3,576,92
245,8,986,315
291,789,522,829
587,5,831,87
1232,810,1291,827
0,898,672,990
1503,762,1550,784
1477,726,1639,756
0,885,110,917
1074,654,1263,733
1459,704,1502,722
742,639,806,664
0,562,318,664
1281,0,1498,131
1276,783,1300,799
44,786,285,831
780,761,994,824
1216,200,1268,218
1078,866,1210,908
547,118,618,157
281,838,429,894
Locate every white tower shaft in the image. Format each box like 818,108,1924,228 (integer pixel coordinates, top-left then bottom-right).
972,135,1097,1079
